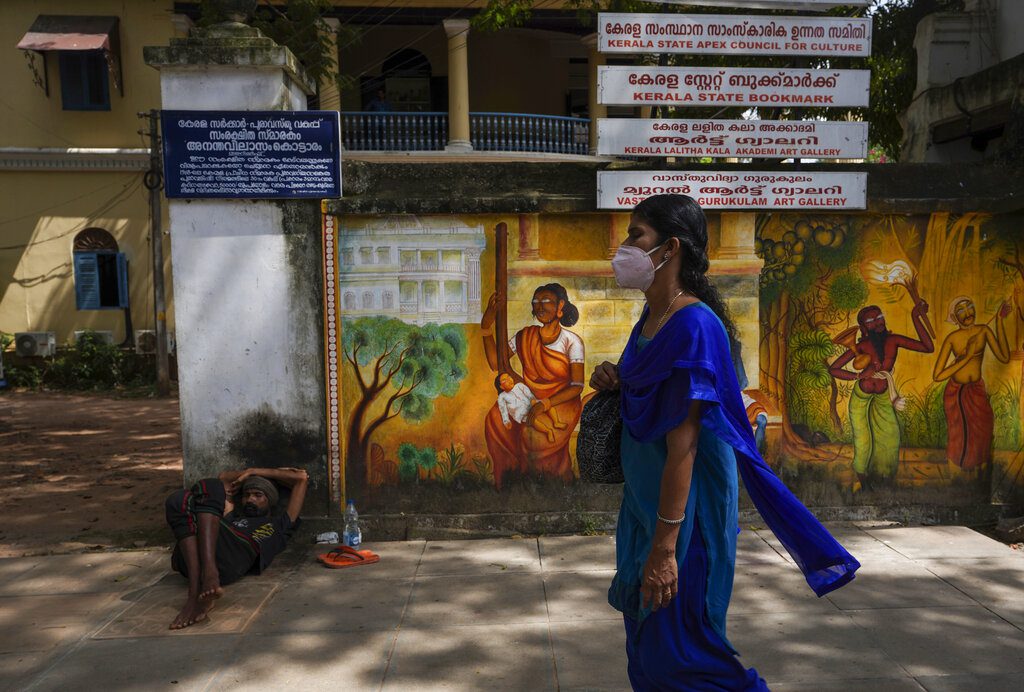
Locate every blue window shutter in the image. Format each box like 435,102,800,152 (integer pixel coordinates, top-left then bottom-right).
74,252,100,310
116,253,129,308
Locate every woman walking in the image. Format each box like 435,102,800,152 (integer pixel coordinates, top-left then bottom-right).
590,195,859,690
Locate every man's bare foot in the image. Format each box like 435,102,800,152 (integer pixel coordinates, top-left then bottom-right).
546,430,556,443
552,420,568,430
169,597,214,629
199,571,223,601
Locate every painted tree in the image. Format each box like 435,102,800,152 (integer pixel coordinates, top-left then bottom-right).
342,317,468,487
757,216,867,456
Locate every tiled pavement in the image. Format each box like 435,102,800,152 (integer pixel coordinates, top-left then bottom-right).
1,525,1023,691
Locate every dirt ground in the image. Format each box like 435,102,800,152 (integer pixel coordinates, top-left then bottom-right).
0,390,183,557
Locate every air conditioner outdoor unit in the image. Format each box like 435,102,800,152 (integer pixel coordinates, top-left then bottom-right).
73,330,115,345
135,330,176,355
15,332,56,357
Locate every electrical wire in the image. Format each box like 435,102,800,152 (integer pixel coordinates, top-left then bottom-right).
0,175,143,251
345,0,481,80
0,98,77,146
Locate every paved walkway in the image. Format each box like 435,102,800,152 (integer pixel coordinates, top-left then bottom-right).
2,524,1023,691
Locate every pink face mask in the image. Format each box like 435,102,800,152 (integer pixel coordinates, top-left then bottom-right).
611,243,667,291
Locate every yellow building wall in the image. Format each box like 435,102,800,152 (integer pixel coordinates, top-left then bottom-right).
0,1,178,343
0,0,178,148
0,171,173,344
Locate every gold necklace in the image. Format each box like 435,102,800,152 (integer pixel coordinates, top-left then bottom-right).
654,290,686,333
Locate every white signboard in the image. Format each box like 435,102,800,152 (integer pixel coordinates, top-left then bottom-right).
598,13,871,57
597,119,868,159
597,171,867,210
598,66,870,107
644,1,868,9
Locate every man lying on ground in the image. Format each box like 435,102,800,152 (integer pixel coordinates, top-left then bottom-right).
163,466,308,629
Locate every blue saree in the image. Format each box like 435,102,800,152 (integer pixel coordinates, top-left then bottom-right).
608,302,860,690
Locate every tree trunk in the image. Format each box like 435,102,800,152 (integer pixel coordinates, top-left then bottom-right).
774,292,790,414
760,297,773,400
773,293,828,458
495,222,514,376
828,368,842,432
765,297,781,404
346,394,373,489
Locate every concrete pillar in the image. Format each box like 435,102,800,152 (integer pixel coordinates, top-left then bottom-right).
144,24,328,513
718,212,759,261
517,213,541,260
582,34,606,156
715,212,760,389
318,18,342,111
444,19,472,152
608,212,629,259
170,14,194,39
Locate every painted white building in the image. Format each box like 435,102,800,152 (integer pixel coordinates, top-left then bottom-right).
338,216,486,325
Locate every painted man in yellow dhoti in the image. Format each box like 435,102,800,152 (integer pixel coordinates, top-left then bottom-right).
829,302,933,491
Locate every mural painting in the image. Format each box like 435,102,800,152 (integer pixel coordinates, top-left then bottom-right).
756,212,1024,505
321,208,1024,514
324,212,653,511
481,281,585,489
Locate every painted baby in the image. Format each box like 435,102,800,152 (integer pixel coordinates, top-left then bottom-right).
495,373,567,443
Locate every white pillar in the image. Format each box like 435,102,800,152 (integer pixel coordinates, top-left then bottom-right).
443,19,472,152
144,25,325,495
466,246,482,317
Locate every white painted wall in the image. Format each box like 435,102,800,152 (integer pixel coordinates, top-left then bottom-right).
168,200,322,473
155,56,325,489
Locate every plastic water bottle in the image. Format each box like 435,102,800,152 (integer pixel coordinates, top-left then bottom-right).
343,500,362,548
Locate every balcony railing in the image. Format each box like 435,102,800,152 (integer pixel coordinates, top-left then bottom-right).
341,112,590,155
471,113,589,155
342,112,448,151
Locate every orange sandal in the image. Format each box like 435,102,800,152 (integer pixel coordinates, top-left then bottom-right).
317,545,381,569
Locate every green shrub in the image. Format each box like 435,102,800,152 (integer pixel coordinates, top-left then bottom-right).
992,380,1021,452
900,382,947,448
3,331,155,391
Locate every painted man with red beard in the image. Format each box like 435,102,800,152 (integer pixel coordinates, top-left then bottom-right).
829,301,933,491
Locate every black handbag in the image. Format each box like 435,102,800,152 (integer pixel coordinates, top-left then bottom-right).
576,387,624,484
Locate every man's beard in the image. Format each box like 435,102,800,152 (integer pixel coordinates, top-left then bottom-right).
243,503,268,517
866,330,889,363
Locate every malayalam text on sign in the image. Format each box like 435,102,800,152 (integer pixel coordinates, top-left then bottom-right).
161,110,342,199
597,171,867,210
598,13,871,57
597,119,868,159
598,66,870,107
643,1,868,9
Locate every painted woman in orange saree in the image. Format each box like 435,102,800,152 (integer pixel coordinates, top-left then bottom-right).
481,284,585,489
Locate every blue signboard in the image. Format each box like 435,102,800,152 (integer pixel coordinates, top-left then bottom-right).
161,110,342,199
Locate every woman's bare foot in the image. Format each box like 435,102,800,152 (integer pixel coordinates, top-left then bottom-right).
199,570,223,601
169,597,214,629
